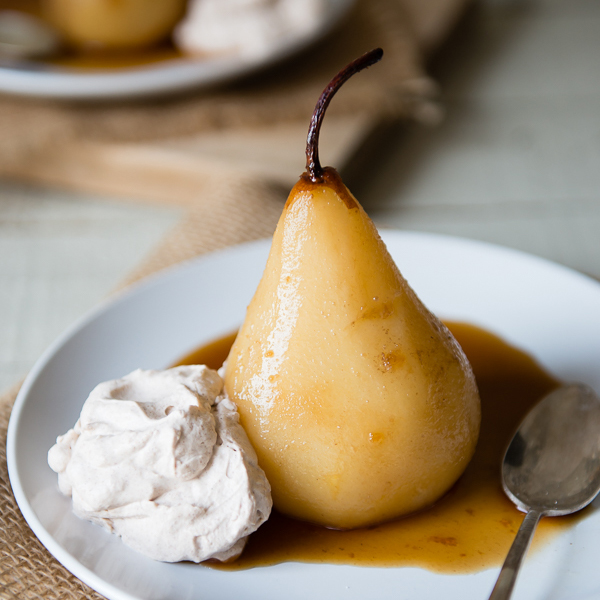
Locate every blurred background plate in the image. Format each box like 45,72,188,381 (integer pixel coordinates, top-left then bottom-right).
0,0,354,100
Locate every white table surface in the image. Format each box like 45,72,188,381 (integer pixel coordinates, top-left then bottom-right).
1,0,599,393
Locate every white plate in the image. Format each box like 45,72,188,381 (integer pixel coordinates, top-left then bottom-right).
0,0,354,100
7,231,600,600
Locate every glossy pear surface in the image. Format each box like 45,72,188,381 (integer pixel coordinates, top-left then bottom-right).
225,168,481,529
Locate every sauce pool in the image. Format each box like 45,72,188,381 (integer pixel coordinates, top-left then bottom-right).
176,323,584,573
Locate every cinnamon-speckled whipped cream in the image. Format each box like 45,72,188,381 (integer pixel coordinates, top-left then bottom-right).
174,0,326,59
48,365,272,563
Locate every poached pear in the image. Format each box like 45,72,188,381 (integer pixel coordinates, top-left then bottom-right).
225,49,481,530
45,0,186,50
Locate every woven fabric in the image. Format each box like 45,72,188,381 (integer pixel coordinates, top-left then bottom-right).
0,383,105,600
119,176,286,288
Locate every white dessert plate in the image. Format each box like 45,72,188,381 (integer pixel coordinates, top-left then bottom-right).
7,231,600,600
0,0,354,100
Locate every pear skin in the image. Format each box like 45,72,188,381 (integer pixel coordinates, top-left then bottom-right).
225,168,481,529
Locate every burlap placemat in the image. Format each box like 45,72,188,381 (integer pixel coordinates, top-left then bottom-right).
121,176,288,287
0,0,471,597
0,384,106,600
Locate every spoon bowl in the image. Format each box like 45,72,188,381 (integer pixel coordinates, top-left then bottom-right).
503,383,600,516
489,383,600,600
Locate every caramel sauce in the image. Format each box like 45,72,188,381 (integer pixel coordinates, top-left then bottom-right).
176,323,586,573
176,331,238,371
47,43,187,71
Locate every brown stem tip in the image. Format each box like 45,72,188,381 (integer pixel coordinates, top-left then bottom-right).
305,48,384,183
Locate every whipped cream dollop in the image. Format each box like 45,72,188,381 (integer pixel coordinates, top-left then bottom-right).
48,365,272,563
174,0,326,60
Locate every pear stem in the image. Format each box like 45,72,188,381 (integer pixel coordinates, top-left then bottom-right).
305,48,384,183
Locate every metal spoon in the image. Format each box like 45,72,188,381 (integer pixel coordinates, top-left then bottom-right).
488,383,600,600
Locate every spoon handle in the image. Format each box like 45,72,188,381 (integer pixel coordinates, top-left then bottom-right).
488,509,543,600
